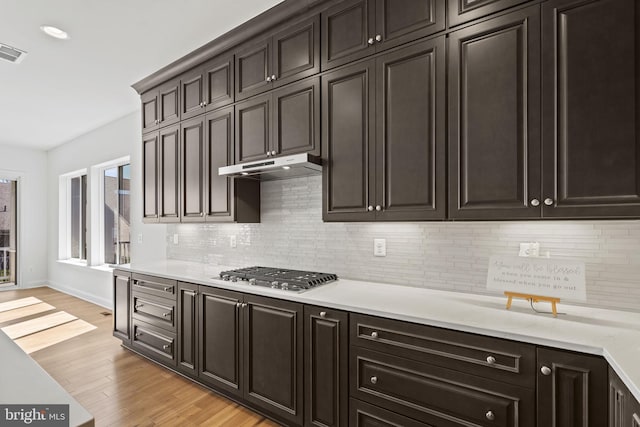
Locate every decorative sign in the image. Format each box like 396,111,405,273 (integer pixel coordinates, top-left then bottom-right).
487,255,586,301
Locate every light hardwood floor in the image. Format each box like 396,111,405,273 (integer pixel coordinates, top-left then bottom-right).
0,287,280,427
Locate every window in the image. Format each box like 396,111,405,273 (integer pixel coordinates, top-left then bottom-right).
70,175,87,260
103,164,130,265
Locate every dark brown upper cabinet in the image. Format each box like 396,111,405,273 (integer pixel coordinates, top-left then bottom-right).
235,76,320,164
449,6,541,220
537,348,607,427
321,0,445,70
541,0,640,219
181,54,234,121
448,0,534,27
235,16,320,100
158,124,181,223
323,37,446,222
179,110,260,223
142,132,159,223
141,79,180,133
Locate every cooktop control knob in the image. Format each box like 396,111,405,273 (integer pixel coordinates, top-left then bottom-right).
271,281,280,288
249,278,257,285
221,274,230,281
281,282,289,290
230,276,238,282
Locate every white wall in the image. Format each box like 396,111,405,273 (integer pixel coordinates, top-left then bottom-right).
46,111,166,308
0,145,48,288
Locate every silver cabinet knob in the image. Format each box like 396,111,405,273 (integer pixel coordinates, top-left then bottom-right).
242,303,248,308
266,76,272,82
486,410,495,421
367,205,374,212
371,331,378,339
266,151,271,157
486,356,496,365
271,75,277,81
375,34,382,42
370,376,377,384
199,102,204,107
544,198,554,206
271,150,276,155
375,205,381,211
367,37,375,45
203,101,207,107
163,287,171,292
200,212,204,217
320,311,327,318
530,198,540,207
162,312,171,317
541,365,552,376
236,302,241,308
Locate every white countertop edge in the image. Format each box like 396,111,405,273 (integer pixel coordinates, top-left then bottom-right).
119,261,640,402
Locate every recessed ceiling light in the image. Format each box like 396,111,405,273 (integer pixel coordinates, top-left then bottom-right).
40,25,70,40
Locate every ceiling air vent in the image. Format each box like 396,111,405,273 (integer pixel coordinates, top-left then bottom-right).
0,43,27,64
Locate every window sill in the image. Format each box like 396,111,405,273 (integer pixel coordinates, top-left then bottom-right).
56,259,115,273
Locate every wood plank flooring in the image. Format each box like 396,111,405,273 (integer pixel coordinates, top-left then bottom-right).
0,287,280,427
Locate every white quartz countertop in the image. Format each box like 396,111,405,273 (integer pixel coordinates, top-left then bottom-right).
121,260,640,402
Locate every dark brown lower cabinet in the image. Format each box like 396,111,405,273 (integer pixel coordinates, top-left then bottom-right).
537,347,607,427
244,295,304,426
131,318,176,367
609,366,640,427
304,306,348,427
112,270,131,343
177,282,198,379
350,398,427,427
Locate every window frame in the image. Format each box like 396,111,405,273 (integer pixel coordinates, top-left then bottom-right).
58,169,88,263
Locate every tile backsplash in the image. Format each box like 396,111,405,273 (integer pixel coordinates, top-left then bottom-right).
167,176,640,311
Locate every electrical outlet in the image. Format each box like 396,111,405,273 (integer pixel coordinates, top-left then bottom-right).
137,233,143,244
519,242,540,257
230,235,237,248
374,238,386,257
173,234,179,245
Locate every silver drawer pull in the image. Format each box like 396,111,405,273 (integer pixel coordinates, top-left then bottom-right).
486,355,496,365
163,286,171,292
320,311,327,318
135,333,142,338
370,376,377,385
162,344,170,350
135,304,144,309
162,312,171,317
541,365,552,376
486,410,495,421
370,331,378,339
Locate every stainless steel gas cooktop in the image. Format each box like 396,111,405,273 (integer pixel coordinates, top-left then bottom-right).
218,266,337,292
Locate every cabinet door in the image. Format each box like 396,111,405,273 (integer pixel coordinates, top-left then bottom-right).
537,348,608,427
204,54,234,111
322,60,376,221
322,0,375,70
180,67,205,120
375,37,446,221
142,132,159,222
141,91,158,133
158,80,180,127
198,288,243,398
235,39,271,100
273,77,320,158
243,295,303,426
304,306,348,427
113,271,130,343
272,16,320,88
177,282,198,379
374,0,445,52
449,6,541,220
631,395,640,427
449,0,533,27
235,93,271,163
542,0,640,218
205,107,235,221
158,124,180,223
180,116,205,222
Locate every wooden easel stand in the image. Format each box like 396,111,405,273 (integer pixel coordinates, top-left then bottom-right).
504,291,560,317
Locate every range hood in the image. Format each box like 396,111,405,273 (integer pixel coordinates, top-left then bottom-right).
219,153,322,180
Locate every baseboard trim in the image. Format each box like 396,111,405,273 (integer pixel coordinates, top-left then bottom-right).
45,281,112,309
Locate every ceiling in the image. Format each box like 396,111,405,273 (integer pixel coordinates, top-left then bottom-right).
0,0,283,151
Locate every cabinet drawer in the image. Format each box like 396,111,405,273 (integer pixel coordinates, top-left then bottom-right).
132,292,175,332
132,273,176,300
132,319,176,366
350,398,427,427
351,313,535,388
351,347,534,427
